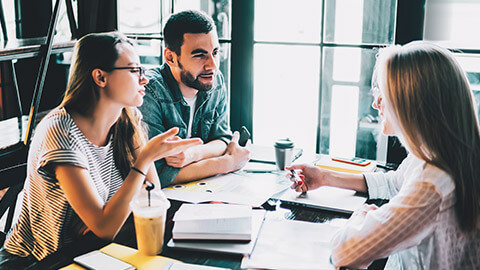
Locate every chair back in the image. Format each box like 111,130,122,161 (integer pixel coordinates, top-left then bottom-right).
0,0,63,246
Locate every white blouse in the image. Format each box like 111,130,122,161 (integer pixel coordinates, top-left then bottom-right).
331,154,480,269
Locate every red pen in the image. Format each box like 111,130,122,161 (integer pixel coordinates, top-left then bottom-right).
290,169,303,185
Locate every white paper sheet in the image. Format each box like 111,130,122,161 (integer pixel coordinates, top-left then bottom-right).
162,172,290,207
241,161,277,173
241,212,338,270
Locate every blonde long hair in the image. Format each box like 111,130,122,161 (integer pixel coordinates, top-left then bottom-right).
374,42,480,232
59,32,146,178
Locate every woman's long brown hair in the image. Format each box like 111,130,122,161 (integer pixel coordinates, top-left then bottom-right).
59,32,146,178
375,42,480,232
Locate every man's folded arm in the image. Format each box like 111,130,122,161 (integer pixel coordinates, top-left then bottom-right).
172,153,235,184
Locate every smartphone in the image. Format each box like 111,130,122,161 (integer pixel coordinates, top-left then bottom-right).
238,126,250,147
331,156,371,167
74,250,136,270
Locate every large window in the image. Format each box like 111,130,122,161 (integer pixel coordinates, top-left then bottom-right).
424,0,480,50
253,0,396,160
424,0,480,121
117,0,479,163
0,0,75,41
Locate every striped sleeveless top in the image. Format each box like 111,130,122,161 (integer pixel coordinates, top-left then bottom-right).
4,108,124,260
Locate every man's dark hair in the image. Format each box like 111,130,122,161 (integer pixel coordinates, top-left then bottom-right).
164,10,215,55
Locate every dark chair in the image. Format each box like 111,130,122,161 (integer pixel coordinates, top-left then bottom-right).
0,0,64,246
0,60,28,246
0,147,27,245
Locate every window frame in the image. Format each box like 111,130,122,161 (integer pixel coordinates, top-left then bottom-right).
231,0,422,164
115,0,442,165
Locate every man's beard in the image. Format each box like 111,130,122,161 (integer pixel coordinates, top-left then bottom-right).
178,60,215,92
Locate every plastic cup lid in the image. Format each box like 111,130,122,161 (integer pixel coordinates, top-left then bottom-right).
130,189,171,213
274,138,294,149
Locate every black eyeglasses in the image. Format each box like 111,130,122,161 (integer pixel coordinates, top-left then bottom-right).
111,66,146,78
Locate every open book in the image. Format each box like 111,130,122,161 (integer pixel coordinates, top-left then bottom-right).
172,204,252,242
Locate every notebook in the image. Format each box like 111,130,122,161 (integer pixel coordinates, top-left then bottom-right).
172,204,252,242
167,210,266,255
61,243,230,270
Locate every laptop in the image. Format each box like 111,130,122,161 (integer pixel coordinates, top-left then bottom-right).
273,186,367,215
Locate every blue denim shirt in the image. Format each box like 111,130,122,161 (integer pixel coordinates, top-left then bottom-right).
138,63,232,187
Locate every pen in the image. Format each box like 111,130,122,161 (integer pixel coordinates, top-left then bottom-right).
290,169,303,185
375,162,398,171
243,169,275,173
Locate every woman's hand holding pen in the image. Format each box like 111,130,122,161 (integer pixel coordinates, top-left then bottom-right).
286,164,330,193
288,169,308,193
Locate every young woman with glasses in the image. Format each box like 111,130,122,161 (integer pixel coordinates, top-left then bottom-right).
1,32,202,263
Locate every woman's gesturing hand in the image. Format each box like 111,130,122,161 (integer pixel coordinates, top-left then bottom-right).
139,127,203,165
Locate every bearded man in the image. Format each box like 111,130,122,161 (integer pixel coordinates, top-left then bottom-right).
139,10,249,187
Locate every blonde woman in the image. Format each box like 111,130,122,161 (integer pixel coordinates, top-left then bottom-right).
1,32,202,263
288,42,480,269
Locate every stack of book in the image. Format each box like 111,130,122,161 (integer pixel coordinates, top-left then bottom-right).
172,204,252,242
